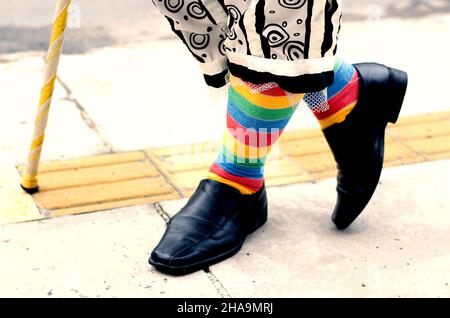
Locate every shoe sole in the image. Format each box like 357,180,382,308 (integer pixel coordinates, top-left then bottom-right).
149,204,268,276
149,240,245,276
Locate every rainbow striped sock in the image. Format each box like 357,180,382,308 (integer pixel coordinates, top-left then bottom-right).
208,75,304,195
304,59,360,129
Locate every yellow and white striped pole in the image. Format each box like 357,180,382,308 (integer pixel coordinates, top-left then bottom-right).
21,0,72,194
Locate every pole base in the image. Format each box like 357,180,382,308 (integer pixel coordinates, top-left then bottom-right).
21,184,39,195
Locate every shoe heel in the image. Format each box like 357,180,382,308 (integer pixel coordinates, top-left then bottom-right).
247,203,268,234
243,187,268,234
385,67,408,124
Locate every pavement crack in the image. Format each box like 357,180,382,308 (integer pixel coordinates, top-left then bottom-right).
56,76,115,154
144,150,184,198
206,271,232,298
153,202,171,224
152,202,231,299
386,129,429,161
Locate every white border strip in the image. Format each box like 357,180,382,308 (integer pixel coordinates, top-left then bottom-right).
227,52,336,76
199,56,229,75
308,0,327,59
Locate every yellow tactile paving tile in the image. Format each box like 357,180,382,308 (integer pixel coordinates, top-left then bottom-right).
280,128,323,141
34,176,173,210
395,111,450,126
32,151,146,173
389,121,450,140
161,154,312,196
52,192,180,217
168,169,209,196
152,142,219,158
7,110,449,224
388,111,450,160
383,142,426,167
37,161,159,191
292,151,335,171
279,136,329,157
403,135,450,159
14,151,181,221
151,149,217,174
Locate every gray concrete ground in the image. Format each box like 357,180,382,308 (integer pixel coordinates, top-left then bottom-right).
1,160,449,297
0,205,223,298
0,1,449,297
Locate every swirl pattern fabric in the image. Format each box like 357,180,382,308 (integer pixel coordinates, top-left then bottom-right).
150,0,342,93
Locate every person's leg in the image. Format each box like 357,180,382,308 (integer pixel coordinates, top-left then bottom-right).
203,0,341,193
207,75,303,194
150,0,341,275
303,58,359,130
303,57,408,229
149,0,407,275
207,57,359,196
151,0,337,196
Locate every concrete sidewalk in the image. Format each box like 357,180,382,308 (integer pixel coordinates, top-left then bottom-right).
0,14,448,160
1,160,449,297
0,14,449,297
1,14,449,156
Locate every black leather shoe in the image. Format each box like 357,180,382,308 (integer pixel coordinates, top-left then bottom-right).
323,63,408,230
149,179,268,275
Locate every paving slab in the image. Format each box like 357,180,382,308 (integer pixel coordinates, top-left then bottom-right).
15,151,181,218
0,205,221,297
56,41,228,150
338,14,450,118
0,165,42,224
161,160,450,297
0,55,109,167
